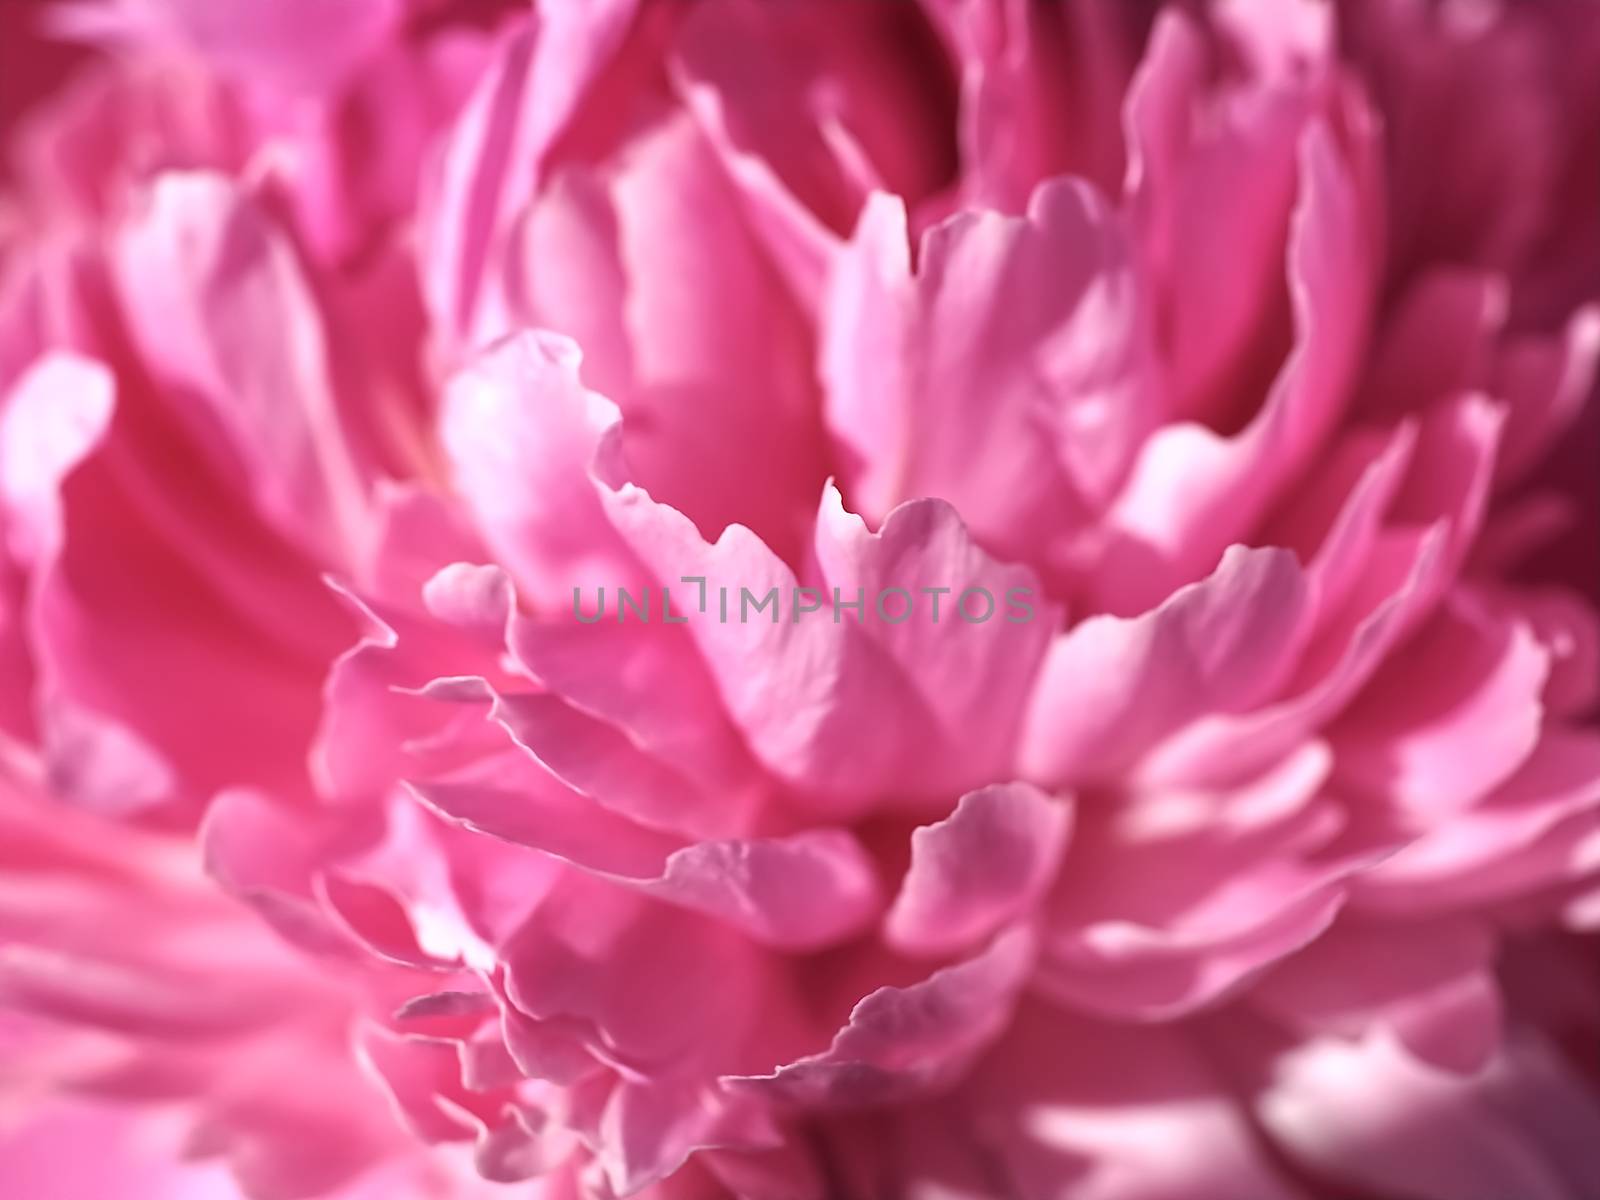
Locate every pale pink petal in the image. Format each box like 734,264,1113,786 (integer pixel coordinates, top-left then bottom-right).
0,353,114,564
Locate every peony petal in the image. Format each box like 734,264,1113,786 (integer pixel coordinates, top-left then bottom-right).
940,0,1139,208
111,172,372,565
1359,267,1507,419
410,750,683,882
670,0,958,307
967,1001,1314,1200
809,485,1059,794
3,349,354,812
512,110,828,561
1141,391,1503,788
440,331,640,611
590,1077,778,1197
52,0,399,94
645,830,882,952
0,353,114,564
886,782,1072,957
1353,729,1600,915
1251,915,1502,1074
822,178,1155,582
1036,744,1358,1019
1330,591,1548,819
1124,4,1331,428
0,1102,241,1200
1257,1031,1600,1200
500,873,761,1074
727,929,1034,1110
1096,110,1379,613
1020,545,1308,786
600,476,1055,806
418,1,637,343
417,713,879,950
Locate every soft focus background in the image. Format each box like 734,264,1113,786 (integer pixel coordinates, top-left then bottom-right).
2,2,1599,1198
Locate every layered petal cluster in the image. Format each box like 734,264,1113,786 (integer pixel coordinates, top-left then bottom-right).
3,2,1600,1199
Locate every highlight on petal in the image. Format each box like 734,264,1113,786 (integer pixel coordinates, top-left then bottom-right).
0,353,115,563
440,331,637,610
1256,1031,1600,1200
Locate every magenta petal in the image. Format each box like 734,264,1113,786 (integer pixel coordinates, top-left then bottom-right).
56,0,400,94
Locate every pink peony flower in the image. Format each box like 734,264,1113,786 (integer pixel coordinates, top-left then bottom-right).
3,1,1600,1198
